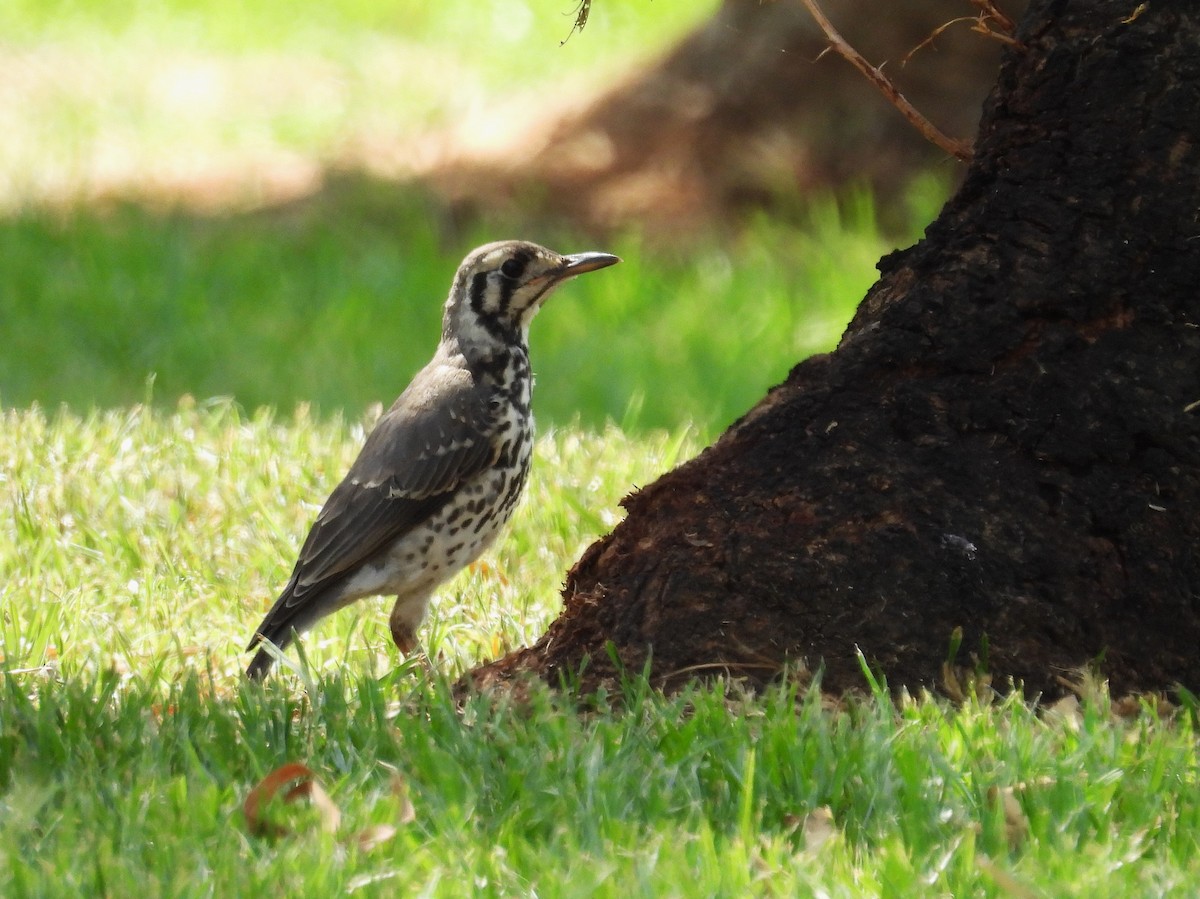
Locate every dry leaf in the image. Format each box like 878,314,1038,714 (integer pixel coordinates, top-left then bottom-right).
942,662,993,704
347,773,416,852
800,806,837,851
1054,669,1110,708
986,785,1028,850
390,773,417,826
783,806,837,852
1044,693,1083,728
244,764,417,849
243,762,342,838
354,824,398,852
1112,693,1176,720
976,856,1038,899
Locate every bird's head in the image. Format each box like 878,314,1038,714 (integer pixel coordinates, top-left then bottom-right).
442,240,620,350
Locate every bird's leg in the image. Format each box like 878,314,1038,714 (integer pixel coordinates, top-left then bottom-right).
389,621,417,655
388,596,438,680
389,592,432,656
389,593,439,678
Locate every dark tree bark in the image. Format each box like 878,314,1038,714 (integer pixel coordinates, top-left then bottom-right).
427,0,1026,233
466,0,1200,699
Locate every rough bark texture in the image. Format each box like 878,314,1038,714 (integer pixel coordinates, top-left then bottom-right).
424,0,1026,233
466,0,1200,699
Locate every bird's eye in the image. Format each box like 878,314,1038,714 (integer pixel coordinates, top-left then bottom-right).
500,257,525,279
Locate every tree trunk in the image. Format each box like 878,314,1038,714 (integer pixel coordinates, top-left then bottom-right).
466,0,1200,699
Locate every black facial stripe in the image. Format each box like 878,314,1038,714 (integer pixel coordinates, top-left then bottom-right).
498,274,515,316
469,272,488,312
470,271,515,342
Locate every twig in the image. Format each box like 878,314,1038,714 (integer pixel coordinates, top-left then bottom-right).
799,0,974,162
906,1,1022,62
560,0,592,46
902,11,1023,66
902,16,980,65
970,0,1016,34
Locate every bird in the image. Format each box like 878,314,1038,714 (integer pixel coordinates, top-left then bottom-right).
245,240,620,679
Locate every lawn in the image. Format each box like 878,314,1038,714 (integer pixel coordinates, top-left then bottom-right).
2,406,1198,896
0,0,716,209
3,1,1197,896
0,192,897,436
0,0,931,436
4,660,1197,896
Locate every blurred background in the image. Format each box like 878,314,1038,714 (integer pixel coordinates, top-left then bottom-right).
0,0,1017,438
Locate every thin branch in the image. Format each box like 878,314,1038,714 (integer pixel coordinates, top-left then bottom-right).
968,17,1023,50
902,12,1022,67
799,0,974,163
969,0,1016,34
902,16,980,66
907,0,1022,63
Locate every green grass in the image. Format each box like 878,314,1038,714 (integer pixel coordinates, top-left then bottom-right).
0,0,717,207
0,0,935,436
8,3,1191,895
0,188,901,436
3,658,1199,896
0,401,698,681
2,407,1199,896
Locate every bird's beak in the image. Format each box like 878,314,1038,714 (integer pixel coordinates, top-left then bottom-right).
559,251,621,278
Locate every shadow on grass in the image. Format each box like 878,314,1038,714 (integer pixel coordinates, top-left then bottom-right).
0,171,887,434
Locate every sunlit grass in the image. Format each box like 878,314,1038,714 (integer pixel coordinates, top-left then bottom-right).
0,400,699,681
2,659,1197,894
0,0,937,436
0,0,718,208
2,408,1198,896
10,6,1187,895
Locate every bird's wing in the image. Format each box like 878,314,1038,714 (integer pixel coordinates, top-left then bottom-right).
282,360,499,604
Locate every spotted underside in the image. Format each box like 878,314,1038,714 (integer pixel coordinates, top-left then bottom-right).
245,344,533,676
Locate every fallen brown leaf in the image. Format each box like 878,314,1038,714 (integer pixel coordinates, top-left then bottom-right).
354,824,398,852
243,764,417,849
1044,693,1083,729
800,806,837,852
986,785,1028,850
346,773,416,852
783,806,838,852
390,773,417,827
243,762,341,838
976,856,1038,899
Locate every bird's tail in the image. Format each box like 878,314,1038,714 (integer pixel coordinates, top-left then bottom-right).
245,635,288,680
246,651,271,680
244,587,315,679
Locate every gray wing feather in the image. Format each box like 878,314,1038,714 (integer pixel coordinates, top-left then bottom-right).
280,360,498,605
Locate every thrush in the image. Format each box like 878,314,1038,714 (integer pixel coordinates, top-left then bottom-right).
245,240,619,678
